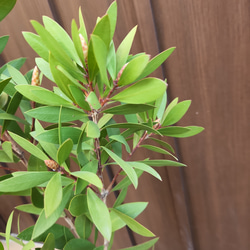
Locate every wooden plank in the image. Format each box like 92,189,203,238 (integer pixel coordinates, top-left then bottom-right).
151,0,250,249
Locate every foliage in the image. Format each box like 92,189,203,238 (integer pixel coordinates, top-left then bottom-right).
0,1,203,249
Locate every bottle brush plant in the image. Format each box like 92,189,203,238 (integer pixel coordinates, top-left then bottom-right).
0,1,203,249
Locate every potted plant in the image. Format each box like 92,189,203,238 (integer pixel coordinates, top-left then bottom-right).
0,1,203,249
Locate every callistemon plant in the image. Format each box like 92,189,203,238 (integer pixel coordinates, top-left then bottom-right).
0,1,203,249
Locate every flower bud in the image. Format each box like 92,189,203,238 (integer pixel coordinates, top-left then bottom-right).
31,66,40,86
44,159,59,171
116,63,128,81
79,34,88,59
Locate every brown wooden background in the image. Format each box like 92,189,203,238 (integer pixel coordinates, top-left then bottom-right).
0,0,249,249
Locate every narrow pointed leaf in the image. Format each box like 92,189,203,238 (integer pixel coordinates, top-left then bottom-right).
106,1,117,40
103,104,155,115
44,173,62,218
0,36,9,54
0,0,16,21
41,233,55,250
8,132,48,160
57,139,73,165
102,147,138,188
87,188,112,241
7,65,28,85
0,77,11,94
35,57,54,81
5,211,14,250
120,238,159,250
111,209,155,237
140,159,186,167
158,126,191,137
111,78,167,104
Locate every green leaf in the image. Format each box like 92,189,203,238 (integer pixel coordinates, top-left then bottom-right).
0,58,26,76
57,138,73,165
34,127,82,144
71,171,103,189
111,78,167,104
32,183,74,239
44,173,62,217
86,91,101,110
158,126,191,137
68,85,90,110
102,104,155,115
0,112,28,125
91,34,109,88
0,0,16,22
26,106,86,123
31,187,44,208
15,204,42,215
8,131,48,160
139,47,175,80
0,36,9,54
140,159,186,167
92,15,111,49
43,16,81,65
107,41,116,79
162,100,191,126
15,85,72,106
111,202,147,232
71,19,85,66
113,187,128,207
22,240,35,250
75,215,92,239
22,32,49,61
147,137,175,153
87,188,112,241
109,135,131,153
106,1,117,40
41,233,55,250
7,64,28,85
116,26,137,74
2,141,13,161
0,241,3,250
111,209,155,237
118,54,150,86
98,114,113,128
68,194,87,217
171,126,204,137
35,57,54,81
0,172,55,192
161,97,178,123
102,147,138,189
129,162,162,181
78,7,88,44
140,144,177,160
0,92,8,108
120,238,159,250
5,210,14,250
0,77,11,94
31,20,83,82
86,120,100,138
154,91,167,121
64,239,95,250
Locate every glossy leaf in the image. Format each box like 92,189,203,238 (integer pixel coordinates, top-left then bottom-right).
15,85,72,106
120,238,159,250
16,204,42,215
23,32,49,61
172,126,204,137
103,103,155,115
161,97,178,123
5,210,14,250
7,64,28,85
68,194,88,217
43,16,81,65
25,106,86,123
86,120,100,138
32,183,74,239
116,26,137,74
75,215,92,239
109,135,131,153
106,1,117,40
41,233,55,250
87,188,112,241
0,36,9,54
138,47,175,79
140,159,186,167
102,147,138,188
35,57,54,81
91,34,109,87
44,173,62,218
0,0,16,21
111,209,155,237
71,171,103,189
64,239,95,250
34,127,82,144
118,54,149,86
129,162,162,181
140,144,177,160
111,78,167,104
0,77,11,94
8,132,48,160
158,126,191,137
0,92,8,108
68,85,90,110
162,100,191,126
57,138,73,165
0,172,55,192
